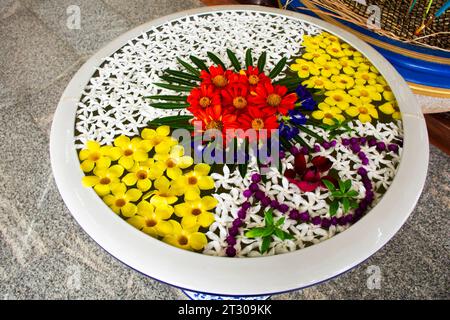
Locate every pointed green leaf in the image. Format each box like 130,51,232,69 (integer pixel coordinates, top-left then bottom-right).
148,115,193,123
190,56,209,72
154,83,192,92
269,57,287,79
165,69,201,81
159,75,196,87
346,190,359,198
350,201,359,209
261,236,271,253
207,52,226,69
245,49,253,68
344,180,352,191
276,217,285,227
257,52,267,72
245,227,267,238
150,102,189,109
322,179,336,191
338,180,346,193
227,49,241,71
282,230,294,240
274,229,285,240
264,209,274,226
329,200,339,216
177,57,200,76
145,95,187,102
238,163,247,180
297,125,324,142
331,191,343,198
343,198,350,213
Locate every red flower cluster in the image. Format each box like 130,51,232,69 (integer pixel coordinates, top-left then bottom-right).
187,65,297,138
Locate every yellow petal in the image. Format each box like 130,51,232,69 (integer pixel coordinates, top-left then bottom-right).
368,106,379,119
86,140,100,151
134,150,148,162
114,135,130,148
111,183,126,196
94,183,111,196
141,128,156,140
137,179,152,192
323,118,336,126
82,176,99,187
345,106,359,117
197,176,215,190
393,112,401,120
154,142,171,154
108,165,124,178
189,232,207,250
167,167,182,180
126,189,142,202
121,203,137,217
185,187,200,201
154,176,170,191
122,173,137,186
96,156,111,169
137,200,154,215
194,163,211,176
150,195,169,207
312,110,324,120
79,149,90,161
127,216,145,230
156,220,173,236
178,156,194,169
198,212,215,228
142,226,158,237
379,103,395,115
201,196,218,210
80,160,94,172
107,146,122,161
119,156,134,170
359,113,372,123
156,125,170,136
181,215,199,230
103,195,115,206
174,203,190,217
155,204,174,220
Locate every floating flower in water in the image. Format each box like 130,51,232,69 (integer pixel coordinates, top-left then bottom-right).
146,176,178,207
173,163,215,201
79,141,116,172
163,220,208,251
379,101,401,120
291,59,320,78
175,195,218,229
324,90,352,110
114,135,149,170
187,84,221,115
345,102,379,123
154,145,194,180
141,126,177,155
127,200,174,237
103,183,142,217
348,85,382,103
312,102,345,126
82,165,124,196
248,82,297,115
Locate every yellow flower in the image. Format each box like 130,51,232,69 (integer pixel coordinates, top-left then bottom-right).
174,196,218,229
302,76,335,90
145,175,178,206
345,103,379,123
154,144,194,180
141,126,177,154
316,59,340,78
114,135,150,170
103,183,142,217
79,141,113,172
354,70,378,86
348,85,382,103
324,90,352,110
127,200,174,237
302,47,331,63
331,74,355,90
336,57,358,75
82,164,124,196
341,43,357,57
302,35,323,50
379,102,401,120
163,220,207,251
312,102,345,126
121,162,155,192
173,163,215,201
381,85,395,101
326,44,345,58
291,59,320,78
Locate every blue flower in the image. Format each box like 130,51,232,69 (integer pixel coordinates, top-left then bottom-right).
279,122,299,140
289,109,307,126
296,84,317,111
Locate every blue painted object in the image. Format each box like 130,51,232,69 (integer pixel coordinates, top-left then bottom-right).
279,0,450,96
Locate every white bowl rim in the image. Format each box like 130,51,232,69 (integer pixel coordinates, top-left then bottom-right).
50,5,429,296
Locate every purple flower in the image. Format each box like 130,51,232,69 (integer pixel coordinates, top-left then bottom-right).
345,214,354,223
338,217,346,226
295,85,317,111
270,200,280,209
322,141,330,149
255,190,265,201
237,209,247,219
290,146,300,155
368,138,377,147
312,216,322,225
357,167,367,176
226,246,236,257
388,144,399,154
358,151,366,159
330,140,337,147
351,144,361,153
249,183,259,192
289,209,300,220
278,204,289,213
313,144,321,152
321,218,331,228
361,158,369,165
376,142,386,152
229,226,239,237
242,202,251,210
350,137,358,145
251,173,262,183
226,236,237,245
359,137,367,145
261,197,271,207
289,109,307,125
331,217,338,226
279,150,286,158
243,189,252,198
300,211,310,222
232,219,243,228
342,138,350,146
300,146,309,154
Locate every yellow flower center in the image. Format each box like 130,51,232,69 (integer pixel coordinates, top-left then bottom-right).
267,93,282,107
89,152,101,161
314,79,324,86
233,96,247,109
360,90,369,97
99,177,111,185
191,208,202,216
248,75,259,85
136,170,148,180
359,107,368,114
362,74,370,81
212,75,228,88
324,113,334,119
146,219,157,227
301,65,309,71
251,118,265,130
341,61,348,67
188,176,198,185
153,136,163,145
324,65,330,70
166,159,176,168
340,79,348,84
124,149,133,156
384,85,391,92
313,53,320,58
178,235,189,246
199,97,211,108
333,95,343,102
331,47,340,53
115,198,126,207
205,120,223,131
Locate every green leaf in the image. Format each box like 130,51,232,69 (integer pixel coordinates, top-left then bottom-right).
227,49,241,71
344,180,352,192
177,57,200,76
245,227,268,238
245,49,253,68
148,115,193,123
292,134,310,148
343,198,350,213
257,52,267,72
274,228,285,240
238,163,247,180
154,83,193,92
273,77,299,86
261,236,271,253
207,52,226,69
350,201,359,209
331,191,343,198
322,179,336,191
159,75,196,87
297,125,324,143
282,230,294,240
329,200,339,216
144,95,187,102
150,102,189,109
269,57,287,79
275,217,285,227
190,56,209,72
346,190,359,198
165,69,201,81
264,209,274,226
338,180,346,193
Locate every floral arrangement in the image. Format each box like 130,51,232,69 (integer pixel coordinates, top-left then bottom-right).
79,31,403,257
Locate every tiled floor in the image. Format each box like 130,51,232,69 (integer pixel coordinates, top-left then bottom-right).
0,0,448,299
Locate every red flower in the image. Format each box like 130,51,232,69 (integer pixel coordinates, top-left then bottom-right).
187,84,221,117
239,107,278,139
194,104,240,139
248,82,297,115
221,83,250,113
284,155,334,192
200,65,233,90
244,66,270,89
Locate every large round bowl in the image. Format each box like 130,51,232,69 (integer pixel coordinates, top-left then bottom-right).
50,5,429,296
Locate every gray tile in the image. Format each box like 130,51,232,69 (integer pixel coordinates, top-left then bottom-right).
102,0,203,26
21,0,131,55
0,1,79,106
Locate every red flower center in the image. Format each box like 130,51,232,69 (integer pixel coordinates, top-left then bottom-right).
248,75,259,85
212,75,228,88
191,208,202,216
136,170,148,180
199,97,211,108
115,199,126,207
233,96,247,109
205,120,223,131
267,93,282,107
166,159,176,168
178,235,189,246
99,177,111,185
188,176,198,185
251,118,265,130
124,149,133,156
146,219,157,227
